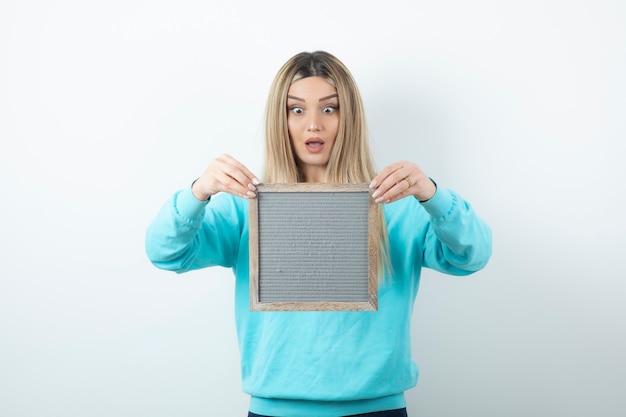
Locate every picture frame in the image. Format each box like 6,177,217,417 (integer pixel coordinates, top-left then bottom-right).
249,183,379,311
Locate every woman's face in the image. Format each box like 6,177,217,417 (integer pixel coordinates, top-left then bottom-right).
286,76,339,182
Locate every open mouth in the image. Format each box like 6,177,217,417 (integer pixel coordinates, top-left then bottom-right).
305,138,325,153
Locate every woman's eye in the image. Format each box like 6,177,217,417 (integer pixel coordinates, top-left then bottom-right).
290,107,304,114
323,106,337,114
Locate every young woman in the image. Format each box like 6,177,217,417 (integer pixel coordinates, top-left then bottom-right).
145,51,492,417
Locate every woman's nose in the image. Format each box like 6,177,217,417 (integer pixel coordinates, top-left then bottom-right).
306,112,321,131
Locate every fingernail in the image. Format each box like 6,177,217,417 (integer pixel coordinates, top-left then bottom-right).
248,183,256,191
247,191,256,198
372,190,380,198
375,196,385,204
252,178,260,185
369,180,377,188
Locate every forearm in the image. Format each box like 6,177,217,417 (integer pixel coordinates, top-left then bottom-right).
145,188,210,272
421,188,492,274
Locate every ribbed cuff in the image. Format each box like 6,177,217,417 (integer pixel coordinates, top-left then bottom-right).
419,187,455,219
174,186,210,220
249,393,406,417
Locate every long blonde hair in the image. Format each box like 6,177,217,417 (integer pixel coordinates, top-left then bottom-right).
262,51,391,276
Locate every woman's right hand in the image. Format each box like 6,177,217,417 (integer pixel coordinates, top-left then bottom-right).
191,154,260,201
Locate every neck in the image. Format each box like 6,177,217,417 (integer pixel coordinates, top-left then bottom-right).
301,166,326,183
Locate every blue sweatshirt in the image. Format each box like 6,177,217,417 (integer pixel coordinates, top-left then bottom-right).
145,186,492,417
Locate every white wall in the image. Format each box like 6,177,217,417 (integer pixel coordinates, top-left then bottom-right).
1,1,624,416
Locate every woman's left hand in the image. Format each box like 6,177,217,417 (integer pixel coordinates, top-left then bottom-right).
369,160,437,204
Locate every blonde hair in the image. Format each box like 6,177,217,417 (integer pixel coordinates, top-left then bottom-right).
262,51,391,277
263,51,374,183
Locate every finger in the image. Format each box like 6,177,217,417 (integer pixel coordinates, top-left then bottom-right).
226,169,258,197
199,167,250,199
371,167,412,202
369,161,404,189
212,169,257,199
219,154,260,188
211,155,260,198
373,176,413,204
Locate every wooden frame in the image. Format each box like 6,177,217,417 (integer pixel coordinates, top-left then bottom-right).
249,183,379,311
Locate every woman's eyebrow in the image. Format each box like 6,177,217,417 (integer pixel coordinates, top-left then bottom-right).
287,95,304,102
319,93,338,102
287,94,339,102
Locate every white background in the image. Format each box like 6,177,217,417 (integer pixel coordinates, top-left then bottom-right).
1,1,625,416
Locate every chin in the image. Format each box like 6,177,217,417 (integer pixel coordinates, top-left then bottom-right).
303,157,330,167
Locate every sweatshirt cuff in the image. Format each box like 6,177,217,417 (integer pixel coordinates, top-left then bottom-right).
419,187,455,219
174,186,210,220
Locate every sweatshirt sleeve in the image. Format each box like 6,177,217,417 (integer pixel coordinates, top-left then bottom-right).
419,187,492,275
145,187,244,273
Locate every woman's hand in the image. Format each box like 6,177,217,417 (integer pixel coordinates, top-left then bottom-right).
369,160,436,204
191,154,260,201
